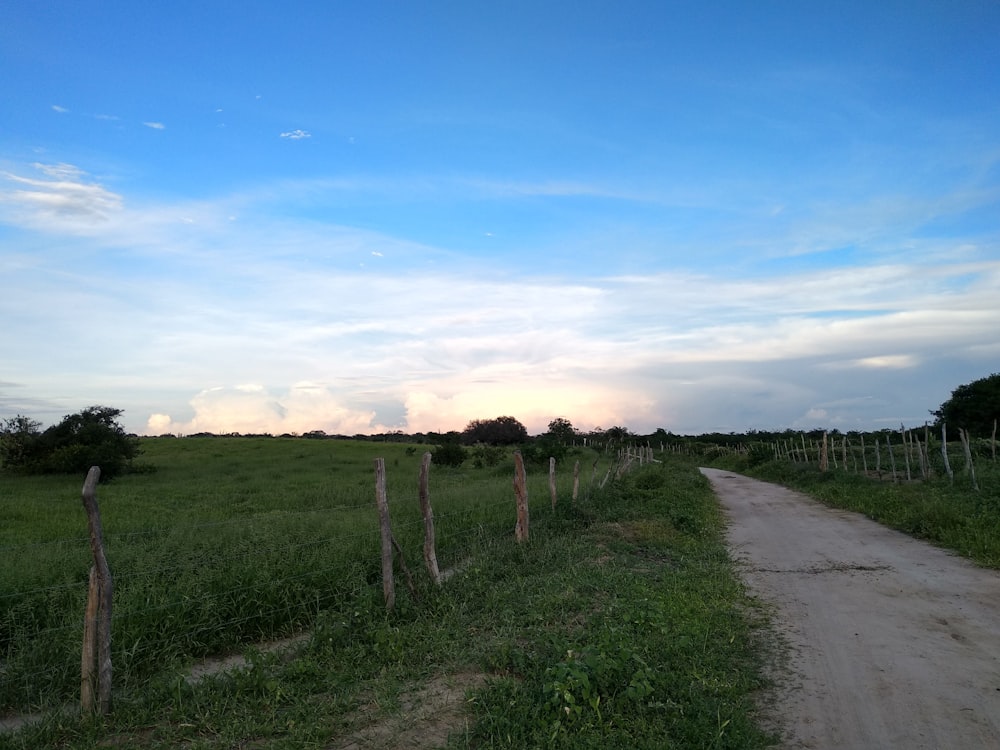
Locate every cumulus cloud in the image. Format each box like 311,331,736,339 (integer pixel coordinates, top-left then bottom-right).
280,129,311,140
145,383,383,436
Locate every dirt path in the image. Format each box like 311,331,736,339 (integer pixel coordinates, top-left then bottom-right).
701,467,1000,749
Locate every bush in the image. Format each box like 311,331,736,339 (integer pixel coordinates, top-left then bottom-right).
0,406,140,479
431,441,468,468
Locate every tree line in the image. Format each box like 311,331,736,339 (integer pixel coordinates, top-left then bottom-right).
2,373,997,478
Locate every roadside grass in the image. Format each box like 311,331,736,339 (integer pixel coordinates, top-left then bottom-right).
708,453,1000,568
2,443,774,748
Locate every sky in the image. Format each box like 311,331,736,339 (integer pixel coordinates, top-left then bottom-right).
1,1,999,438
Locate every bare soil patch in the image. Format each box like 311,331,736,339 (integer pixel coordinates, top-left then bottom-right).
326,671,487,750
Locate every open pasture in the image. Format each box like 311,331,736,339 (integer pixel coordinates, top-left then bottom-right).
1,437,602,713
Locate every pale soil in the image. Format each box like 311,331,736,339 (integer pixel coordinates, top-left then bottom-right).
701,468,1000,749
326,671,486,750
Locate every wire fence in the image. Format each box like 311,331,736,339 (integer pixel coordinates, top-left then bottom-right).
1,446,649,718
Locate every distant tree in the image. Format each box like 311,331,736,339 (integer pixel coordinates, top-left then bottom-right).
0,406,141,479
462,416,528,446
545,417,576,445
0,415,43,472
932,373,1000,437
604,425,631,443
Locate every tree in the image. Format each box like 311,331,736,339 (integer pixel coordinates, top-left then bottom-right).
462,416,528,445
545,417,576,445
0,406,141,479
0,415,43,471
932,373,1000,437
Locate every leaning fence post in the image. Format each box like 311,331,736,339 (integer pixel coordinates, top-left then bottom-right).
80,466,112,715
941,423,954,484
418,452,442,585
373,458,395,611
513,451,529,542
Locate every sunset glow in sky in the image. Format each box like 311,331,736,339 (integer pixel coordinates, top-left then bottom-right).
2,1,999,437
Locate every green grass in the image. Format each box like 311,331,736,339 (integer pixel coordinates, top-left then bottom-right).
708,451,1000,568
1,440,774,748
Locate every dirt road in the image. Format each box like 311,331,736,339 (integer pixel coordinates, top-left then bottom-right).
700,468,1000,749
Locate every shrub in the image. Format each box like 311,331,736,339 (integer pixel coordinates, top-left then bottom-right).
432,441,468,468
0,406,140,479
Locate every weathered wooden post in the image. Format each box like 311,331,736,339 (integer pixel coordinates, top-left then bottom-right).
572,460,580,502
941,424,954,484
548,457,557,509
820,432,829,472
374,458,395,611
418,452,441,586
900,426,912,482
958,428,979,491
80,466,112,715
513,451,529,542
886,432,898,483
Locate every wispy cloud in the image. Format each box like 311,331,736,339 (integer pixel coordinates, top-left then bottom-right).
0,163,123,225
280,129,311,140
51,105,69,113
2,162,997,436
143,121,166,130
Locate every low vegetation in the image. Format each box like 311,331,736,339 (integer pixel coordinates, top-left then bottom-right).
1,438,774,749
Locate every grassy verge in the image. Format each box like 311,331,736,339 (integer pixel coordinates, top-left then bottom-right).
708,454,1000,568
2,449,774,749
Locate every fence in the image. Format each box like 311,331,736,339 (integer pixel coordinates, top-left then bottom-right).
713,422,996,491
1,442,646,721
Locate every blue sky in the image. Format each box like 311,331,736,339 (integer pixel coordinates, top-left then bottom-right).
2,1,999,437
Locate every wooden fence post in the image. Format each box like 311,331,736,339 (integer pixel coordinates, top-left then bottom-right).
513,451,529,542
941,423,954,484
900,426,912,481
572,460,580,503
548,457,557,509
418,452,441,586
958,428,980,491
80,466,112,715
860,434,868,474
373,458,395,611
820,432,829,472
886,432,898,483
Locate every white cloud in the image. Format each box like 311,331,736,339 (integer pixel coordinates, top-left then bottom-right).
280,129,311,140
51,105,68,113
146,383,382,436
0,163,123,225
143,121,166,130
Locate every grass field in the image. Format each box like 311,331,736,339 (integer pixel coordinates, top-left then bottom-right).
1,438,775,748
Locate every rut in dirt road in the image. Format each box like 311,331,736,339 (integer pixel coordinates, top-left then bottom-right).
701,467,1000,750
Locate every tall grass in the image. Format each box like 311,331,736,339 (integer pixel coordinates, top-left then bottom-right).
2,449,774,749
1,437,593,713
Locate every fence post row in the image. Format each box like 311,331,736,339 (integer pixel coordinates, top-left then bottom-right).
80,466,112,716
